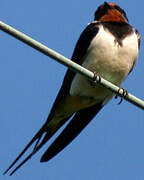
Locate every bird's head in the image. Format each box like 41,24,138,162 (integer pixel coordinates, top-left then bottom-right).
94,2,129,23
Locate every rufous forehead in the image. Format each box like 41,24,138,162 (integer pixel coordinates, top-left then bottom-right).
107,2,117,7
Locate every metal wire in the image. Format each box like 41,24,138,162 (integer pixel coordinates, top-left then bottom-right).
0,21,144,110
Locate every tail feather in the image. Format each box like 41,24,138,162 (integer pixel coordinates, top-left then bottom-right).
3,115,71,176
40,102,103,162
3,124,46,175
8,132,53,176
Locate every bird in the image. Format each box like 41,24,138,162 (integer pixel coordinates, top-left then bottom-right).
4,2,140,176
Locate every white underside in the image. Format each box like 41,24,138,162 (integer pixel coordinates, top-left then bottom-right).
70,25,139,105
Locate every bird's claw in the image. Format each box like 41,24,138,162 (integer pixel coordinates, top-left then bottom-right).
115,88,128,105
92,71,101,83
90,71,101,87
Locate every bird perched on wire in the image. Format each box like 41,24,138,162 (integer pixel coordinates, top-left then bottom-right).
4,1,140,176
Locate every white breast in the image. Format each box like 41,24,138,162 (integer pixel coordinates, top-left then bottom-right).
70,25,139,102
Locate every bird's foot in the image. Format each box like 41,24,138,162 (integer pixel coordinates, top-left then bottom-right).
91,71,101,87
115,87,128,105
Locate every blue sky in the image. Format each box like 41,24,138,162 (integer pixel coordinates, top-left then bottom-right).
0,0,144,180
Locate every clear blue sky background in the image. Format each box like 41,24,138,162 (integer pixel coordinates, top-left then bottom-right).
0,0,144,180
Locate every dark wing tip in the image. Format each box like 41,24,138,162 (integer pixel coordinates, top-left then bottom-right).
40,156,48,162
40,143,58,162
40,102,103,163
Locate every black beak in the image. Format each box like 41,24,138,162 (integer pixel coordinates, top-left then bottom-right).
104,2,111,9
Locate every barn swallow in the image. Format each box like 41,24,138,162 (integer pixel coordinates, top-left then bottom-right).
4,2,140,175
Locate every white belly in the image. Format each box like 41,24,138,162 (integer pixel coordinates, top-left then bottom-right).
70,26,139,102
